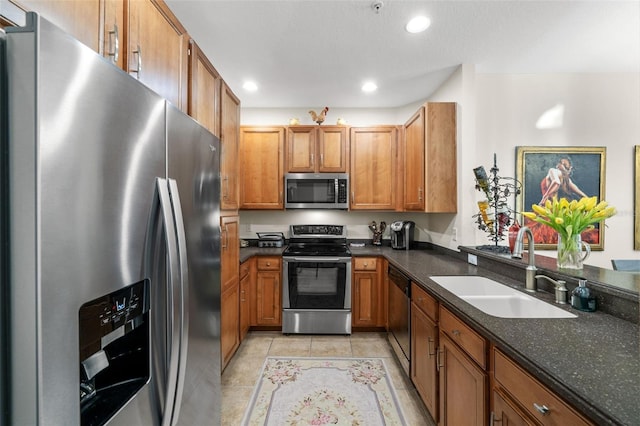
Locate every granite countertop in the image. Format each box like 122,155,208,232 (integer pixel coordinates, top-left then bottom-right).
241,245,639,425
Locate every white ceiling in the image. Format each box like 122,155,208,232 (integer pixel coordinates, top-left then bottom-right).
165,0,640,109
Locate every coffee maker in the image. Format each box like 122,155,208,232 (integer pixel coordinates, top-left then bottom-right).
390,220,415,250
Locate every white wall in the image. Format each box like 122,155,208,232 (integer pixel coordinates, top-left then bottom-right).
239,69,640,269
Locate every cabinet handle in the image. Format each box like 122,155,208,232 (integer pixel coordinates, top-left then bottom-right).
310,153,314,168
533,403,550,416
221,226,228,249
436,348,444,371
131,45,142,78
108,24,119,63
418,187,423,201
320,153,324,167
490,412,502,424
223,175,229,200
451,329,461,337
427,337,436,358
240,290,245,302
266,262,271,267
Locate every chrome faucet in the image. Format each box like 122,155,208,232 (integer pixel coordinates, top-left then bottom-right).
512,226,537,292
535,275,569,304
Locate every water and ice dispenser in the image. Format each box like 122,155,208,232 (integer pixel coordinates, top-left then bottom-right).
79,279,150,426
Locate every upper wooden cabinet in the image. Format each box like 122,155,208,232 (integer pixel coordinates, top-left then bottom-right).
220,82,241,211
239,126,285,210
403,102,457,213
349,126,398,210
8,0,102,50
127,0,188,110
187,39,221,136
286,126,348,173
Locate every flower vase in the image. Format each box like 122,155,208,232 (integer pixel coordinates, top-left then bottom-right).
557,233,591,269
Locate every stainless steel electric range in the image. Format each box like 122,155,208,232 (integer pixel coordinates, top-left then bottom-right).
282,225,352,334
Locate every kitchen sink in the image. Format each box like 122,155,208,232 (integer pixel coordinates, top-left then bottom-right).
429,276,577,319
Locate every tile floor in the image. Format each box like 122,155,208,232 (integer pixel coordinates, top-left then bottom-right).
221,331,436,425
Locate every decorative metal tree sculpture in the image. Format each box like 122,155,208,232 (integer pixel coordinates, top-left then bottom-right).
472,154,522,252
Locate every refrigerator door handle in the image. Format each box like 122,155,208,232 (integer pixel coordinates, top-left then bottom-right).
167,178,190,425
154,178,182,426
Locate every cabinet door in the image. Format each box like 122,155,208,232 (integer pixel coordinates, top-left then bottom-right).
318,126,348,172
411,302,438,421
286,126,316,172
239,127,284,209
349,126,397,210
492,389,536,426
424,102,457,212
12,0,101,51
220,82,241,211
127,0,187,110
404,107,425,210
439,332,487,426
221,284,239,369
220,215,239,294
352,271,378,327
187,39,220,136
256,270,281,326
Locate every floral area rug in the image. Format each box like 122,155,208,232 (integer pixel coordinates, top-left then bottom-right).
241,357,407,425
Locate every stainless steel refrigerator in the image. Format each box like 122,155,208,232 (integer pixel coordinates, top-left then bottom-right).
0,13,221,426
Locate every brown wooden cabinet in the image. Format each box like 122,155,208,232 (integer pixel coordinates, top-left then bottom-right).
10,0,102,52
187,39,221,136
438,332,487,426
220,82,241,211
349,126,398,210
492,389,536,426
127,0,188,110
352,257,381,327
492,348,594,426
239,257,254,342
239,126,285,209
438,306,488,426
411,283,439,422
220,215,239,369
403,102,457,212
286,125,348,173
252,257,281,326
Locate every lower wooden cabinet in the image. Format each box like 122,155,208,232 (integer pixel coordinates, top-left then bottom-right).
252,256,281,326
492,348,594,426
239,257,254,341
410,283,439,421
439,332,487,426
220,284,239,370
492,389,536,426
352,257,379,327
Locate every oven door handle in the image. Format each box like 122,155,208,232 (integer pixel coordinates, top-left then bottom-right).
285,257,350,262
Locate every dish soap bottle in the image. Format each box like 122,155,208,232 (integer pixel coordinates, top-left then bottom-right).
571,280,597,312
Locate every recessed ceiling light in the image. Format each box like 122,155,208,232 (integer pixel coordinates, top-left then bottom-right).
406,16,430,33
362,82,378,93
243,81,258,92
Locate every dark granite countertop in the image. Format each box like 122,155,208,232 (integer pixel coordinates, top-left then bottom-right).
241,244,639,425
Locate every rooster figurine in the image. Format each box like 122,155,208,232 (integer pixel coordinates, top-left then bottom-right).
309,107,329,125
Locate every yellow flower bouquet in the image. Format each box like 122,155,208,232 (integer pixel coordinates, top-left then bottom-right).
522,196,617,268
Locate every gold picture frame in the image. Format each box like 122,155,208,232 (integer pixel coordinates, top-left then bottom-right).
515,146,606,251
635,146,640,250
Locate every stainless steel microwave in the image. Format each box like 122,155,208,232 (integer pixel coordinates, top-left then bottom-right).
284,173,349,209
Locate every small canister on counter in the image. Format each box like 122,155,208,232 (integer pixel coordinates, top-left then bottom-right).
571,279,597,312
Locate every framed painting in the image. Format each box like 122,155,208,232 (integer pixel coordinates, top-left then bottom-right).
515,146,606,250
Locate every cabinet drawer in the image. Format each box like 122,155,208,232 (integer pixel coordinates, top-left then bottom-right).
257,257,281,271
353,257,377,271
494,349,593,426
411,283,438,322
439,306,487,369
240,261,251,279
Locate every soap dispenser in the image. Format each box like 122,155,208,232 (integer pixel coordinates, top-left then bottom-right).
571,280,597,312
